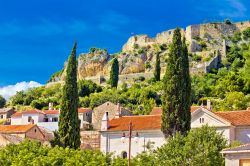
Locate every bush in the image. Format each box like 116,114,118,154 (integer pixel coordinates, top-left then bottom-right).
192,54,202,62
0,140,112,166
242,27,250,40
224,19,232,24
78,80,102,97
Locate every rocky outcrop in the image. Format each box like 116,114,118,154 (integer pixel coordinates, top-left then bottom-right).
77,48,110,80
51,20,250,83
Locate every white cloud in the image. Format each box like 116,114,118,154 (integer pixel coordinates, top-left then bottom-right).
0,81,42,100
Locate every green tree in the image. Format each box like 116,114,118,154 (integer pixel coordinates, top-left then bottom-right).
0,95,6,108
161,28,191,137
157,125,227,166
110,58,119,88
59,42,80,149
154,52,161,81
181,37,191,133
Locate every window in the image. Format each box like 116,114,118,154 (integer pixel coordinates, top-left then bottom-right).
121,151,127,159
28,116,32,122
52,117,58,122
44,117,48,122
0,115,3,119
199,118,205,123
34,129,37,133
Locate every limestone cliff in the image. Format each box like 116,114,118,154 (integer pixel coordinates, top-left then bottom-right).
49,20,250,83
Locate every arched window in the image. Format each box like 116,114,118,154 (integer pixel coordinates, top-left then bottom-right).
121,151,127,159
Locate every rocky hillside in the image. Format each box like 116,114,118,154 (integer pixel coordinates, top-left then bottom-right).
49,20,250,83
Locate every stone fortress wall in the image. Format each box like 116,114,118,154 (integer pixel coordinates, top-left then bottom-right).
50,20,250,85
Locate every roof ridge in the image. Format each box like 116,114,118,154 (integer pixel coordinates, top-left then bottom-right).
223,143,250,151
216,110,248,113
121,115,161,117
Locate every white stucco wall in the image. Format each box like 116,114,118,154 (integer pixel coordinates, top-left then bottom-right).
11,117,22,125
21,114,44,124
101,130,165,157
37,122,58,132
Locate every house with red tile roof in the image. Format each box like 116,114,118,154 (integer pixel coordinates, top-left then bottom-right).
11,105,93,132
101,105,250,157
0,124,46,142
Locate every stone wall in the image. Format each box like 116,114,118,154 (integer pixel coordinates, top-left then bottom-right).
92,102,131,130
80,131,100,150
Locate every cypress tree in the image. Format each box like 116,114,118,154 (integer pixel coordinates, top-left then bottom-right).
181,37,191,133
110,57,119,88
59,42,80,149
161,28,191,137
154,52,161,81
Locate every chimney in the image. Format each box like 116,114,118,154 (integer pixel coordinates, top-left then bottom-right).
115,103,121,118
207,99,212,110
49,103,53,110
101,112,109,131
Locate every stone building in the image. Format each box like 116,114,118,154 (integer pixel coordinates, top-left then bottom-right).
0,108,15,121
92,102,132,130
0,124,46,142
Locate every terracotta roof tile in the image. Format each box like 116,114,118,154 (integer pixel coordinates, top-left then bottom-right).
0,124,35,133
78,108,92,113
150,107,162,115
11,108,92,117
11,110,45,117
0,108,14,113
215,110,250,126
43,110,59,115
108,115,161,131
150,106,203,115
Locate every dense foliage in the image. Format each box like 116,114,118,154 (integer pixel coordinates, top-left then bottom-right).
161,28,191,137
0,140,113,166
110,57,119,88
59,42,80,149
0,95,6,108
192,31,250,111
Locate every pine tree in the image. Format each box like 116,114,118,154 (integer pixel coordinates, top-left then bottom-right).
154,52,161,81
161,28,191,137
110,57,119,88
59,42,80,149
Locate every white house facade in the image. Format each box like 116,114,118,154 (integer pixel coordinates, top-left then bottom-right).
11,108,92,132
101,106,250,157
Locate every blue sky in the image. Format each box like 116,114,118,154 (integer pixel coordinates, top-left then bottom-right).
0,0,249,88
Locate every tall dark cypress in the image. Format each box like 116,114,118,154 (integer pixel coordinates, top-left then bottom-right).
161,28,191,137
59,42,80,149
181,37,191,133
154,52,161,81
110,57,119,88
